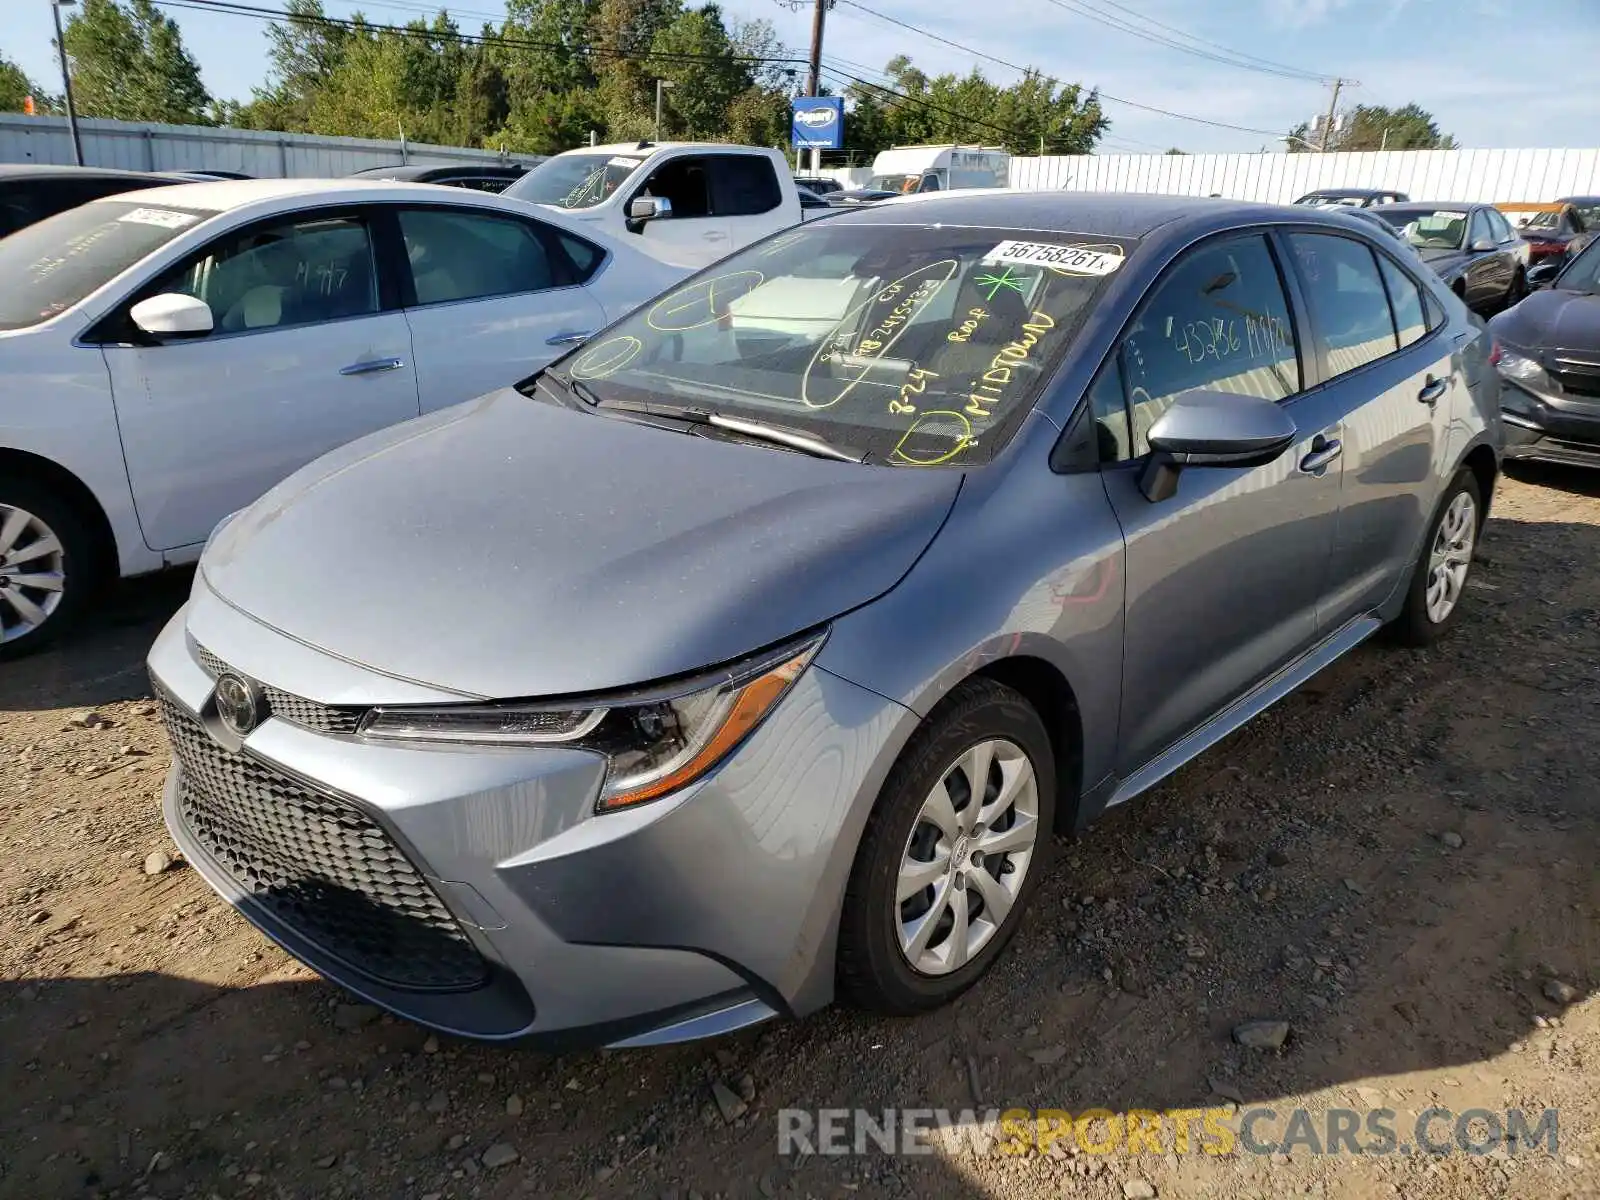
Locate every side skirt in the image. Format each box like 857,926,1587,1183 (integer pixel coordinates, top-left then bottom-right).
1103,614,1384,812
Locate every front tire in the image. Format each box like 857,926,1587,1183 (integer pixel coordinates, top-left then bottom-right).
836,678,1056,1015
0,480,96,660
1388,469,1482,647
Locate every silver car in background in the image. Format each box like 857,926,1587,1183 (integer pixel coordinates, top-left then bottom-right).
148,193,1501,1048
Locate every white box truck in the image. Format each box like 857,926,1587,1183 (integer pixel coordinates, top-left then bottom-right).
867,145,1011,196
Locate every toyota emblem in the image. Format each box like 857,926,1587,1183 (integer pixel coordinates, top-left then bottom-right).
214,673,266,736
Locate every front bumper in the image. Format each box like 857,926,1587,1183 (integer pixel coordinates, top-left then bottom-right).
1500,382,1600,468
149,582,913,1047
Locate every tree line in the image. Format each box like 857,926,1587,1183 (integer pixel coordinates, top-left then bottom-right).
0,0,1454,160
1,0,1109,157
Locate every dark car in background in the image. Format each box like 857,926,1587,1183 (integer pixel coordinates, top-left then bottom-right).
795,175,842,196
1295,187,1410,209
1558,196,1600,228
1490,235,1600,468
0,164,191,238
1497,202,1594,267
828,187,901,206
347,162,541,192
1372,202,1528,313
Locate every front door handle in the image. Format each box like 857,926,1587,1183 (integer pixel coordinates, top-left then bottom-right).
1299,437,1343,474
1418,376,1449,406
340,357,405,376
545,330,593,347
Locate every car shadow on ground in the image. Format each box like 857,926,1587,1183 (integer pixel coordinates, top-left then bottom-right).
0,568,194,714
1502,459,1600,499
1,509,1596,1198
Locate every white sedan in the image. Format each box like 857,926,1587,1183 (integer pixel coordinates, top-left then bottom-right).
0,179,686,656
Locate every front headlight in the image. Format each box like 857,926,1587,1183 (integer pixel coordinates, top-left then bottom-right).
359,633,824,812
1496,346,1561,396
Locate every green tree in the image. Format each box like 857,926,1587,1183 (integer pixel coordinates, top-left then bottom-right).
63,0,212,124
1288,102,1456,152
240,0,351,131
0,55,45,113
649,5,751,140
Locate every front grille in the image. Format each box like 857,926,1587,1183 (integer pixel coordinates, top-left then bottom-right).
194,644,366,735
159,691,488,991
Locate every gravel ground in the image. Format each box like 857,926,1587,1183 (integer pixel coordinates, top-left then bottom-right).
2,463,1598,1200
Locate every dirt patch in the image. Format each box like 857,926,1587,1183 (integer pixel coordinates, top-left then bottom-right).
2,464,1598,1200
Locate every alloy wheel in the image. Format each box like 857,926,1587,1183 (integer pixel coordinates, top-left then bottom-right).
0,504,68,645
895,738,1041,976
1424,491,1476,624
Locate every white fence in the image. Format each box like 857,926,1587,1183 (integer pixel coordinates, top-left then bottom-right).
0,114,525,177
1009,148,1600,204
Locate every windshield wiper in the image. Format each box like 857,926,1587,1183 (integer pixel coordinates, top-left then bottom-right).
598,399,866,463
533,369,603,408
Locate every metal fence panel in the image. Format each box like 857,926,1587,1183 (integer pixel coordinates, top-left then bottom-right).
1008,148,1600,204
0,114,521,177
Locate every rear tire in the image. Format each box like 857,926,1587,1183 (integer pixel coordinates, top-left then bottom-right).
1388,469,1482,647
836,678,1056,1015
0,479,97,660
1504,267,1527,310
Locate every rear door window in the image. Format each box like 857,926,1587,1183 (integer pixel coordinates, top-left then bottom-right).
708,155,782,217
397,208,557,305
1375,254,1428,349
1287,233,1398,377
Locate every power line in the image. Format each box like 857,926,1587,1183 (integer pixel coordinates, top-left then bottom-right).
830,1,1296,138
1082,0,1339,81
151,0,812,68
1039,0,1341,83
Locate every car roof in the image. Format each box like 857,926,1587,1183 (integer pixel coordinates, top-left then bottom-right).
0,163,180,183
1303,188,1396,197
351,163,524,179
1558,195,1600,204
1372,201,1477,213
79,176,513,211
823,189,1330,239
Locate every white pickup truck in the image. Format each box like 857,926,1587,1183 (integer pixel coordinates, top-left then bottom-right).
503,142,812,269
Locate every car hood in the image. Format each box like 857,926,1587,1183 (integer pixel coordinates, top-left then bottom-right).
201,389,962,699
1491,288,1600,354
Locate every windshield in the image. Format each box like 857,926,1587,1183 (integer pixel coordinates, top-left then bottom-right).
1555,236,1600,294
1567,202,1600,227
1504,209,1558,230
869,173,920,194
0,199,216,331
1376,209,1467,251
548,222,1132,467
504,152,646,210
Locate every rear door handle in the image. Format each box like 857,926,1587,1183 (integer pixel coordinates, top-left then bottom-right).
1299,437,1343,474
1418,376,1449,405
340,357,405,376
545,330,593,347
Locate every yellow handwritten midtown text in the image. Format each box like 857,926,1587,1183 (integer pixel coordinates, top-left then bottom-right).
965,310,1056,419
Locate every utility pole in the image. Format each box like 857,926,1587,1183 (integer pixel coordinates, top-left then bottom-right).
51,0,84,166
1318,77,1344,153
804,0,831,175
654,79,674,142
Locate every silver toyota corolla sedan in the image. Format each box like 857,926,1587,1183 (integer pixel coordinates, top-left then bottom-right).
148,193,1502,1048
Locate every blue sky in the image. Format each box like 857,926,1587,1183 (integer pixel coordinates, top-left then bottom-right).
6,0,1598,154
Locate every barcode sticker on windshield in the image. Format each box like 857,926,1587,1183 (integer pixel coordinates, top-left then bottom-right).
117,207,200,230
983,240,1124,276
608,156,644,169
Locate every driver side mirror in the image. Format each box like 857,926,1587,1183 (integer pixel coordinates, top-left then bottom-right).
1139,389,1299,503
1527,259,1562,290
1470,237,1496,253
626,195,673,228
130,293,214,340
